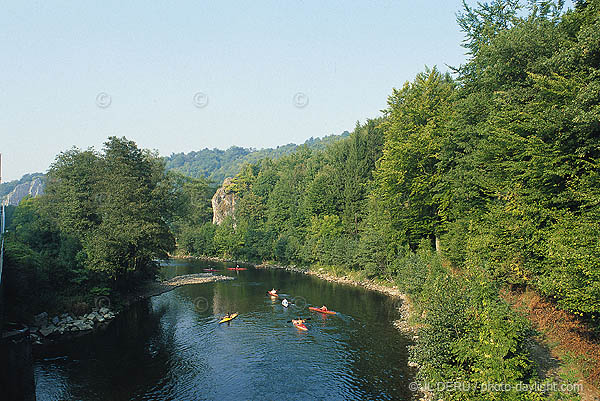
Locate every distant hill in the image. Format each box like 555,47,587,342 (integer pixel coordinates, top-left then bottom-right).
164,132,350,184
1,132,351,204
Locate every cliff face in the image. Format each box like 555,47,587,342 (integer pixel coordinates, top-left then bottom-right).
211,177,236,225
3,177,45,206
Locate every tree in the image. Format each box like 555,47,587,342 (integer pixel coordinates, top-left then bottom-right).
44,136,176,281
375,67,455,249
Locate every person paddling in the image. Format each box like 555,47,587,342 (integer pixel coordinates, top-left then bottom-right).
282,299,289,307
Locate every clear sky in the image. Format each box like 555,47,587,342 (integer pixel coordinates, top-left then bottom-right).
0,1,572,181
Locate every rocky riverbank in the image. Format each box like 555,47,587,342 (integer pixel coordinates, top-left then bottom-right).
29,308,116,345
27,273,233,345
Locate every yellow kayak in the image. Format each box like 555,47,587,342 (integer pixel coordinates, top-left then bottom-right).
219,313,239,324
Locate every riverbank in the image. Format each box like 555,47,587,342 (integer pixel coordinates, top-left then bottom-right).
26,273,233,346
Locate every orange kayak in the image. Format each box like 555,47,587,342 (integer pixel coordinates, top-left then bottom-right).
293,320,308,331
267,291,279,298
309,307,336,315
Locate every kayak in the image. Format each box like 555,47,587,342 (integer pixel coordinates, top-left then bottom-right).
219,313,238,324
227,267,247,271
309,307,336,315
292,320,308,331
203,269,219,272
267,290,279,298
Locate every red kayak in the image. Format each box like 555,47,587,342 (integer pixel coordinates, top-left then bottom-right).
309,307,336,315
227,267,247,271
267,290,279,298
203,269,219,272
292,320,308,331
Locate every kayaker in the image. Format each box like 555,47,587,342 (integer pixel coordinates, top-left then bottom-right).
292,319,305,324
271,288,277,295
321,305,328,311
282,299,289,307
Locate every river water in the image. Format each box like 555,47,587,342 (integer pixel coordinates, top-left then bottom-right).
33,260,415,400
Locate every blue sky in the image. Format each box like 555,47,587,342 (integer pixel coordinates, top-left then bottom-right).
0,1,572,181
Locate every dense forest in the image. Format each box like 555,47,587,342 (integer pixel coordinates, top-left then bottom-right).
163,132,349,184
3,0,599,399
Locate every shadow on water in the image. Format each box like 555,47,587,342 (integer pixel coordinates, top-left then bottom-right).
34,260,416,401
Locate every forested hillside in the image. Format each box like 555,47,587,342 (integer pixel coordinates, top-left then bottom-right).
175,1,600,398
3,0,599,399
164,132,349,184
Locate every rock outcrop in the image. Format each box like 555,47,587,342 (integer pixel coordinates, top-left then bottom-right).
212,177,236,225
30,308,116,344
3,177,45,205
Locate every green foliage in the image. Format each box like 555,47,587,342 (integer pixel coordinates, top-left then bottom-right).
164,132,350,184
43,137,176,280
375,67,455,248
3,136,184,320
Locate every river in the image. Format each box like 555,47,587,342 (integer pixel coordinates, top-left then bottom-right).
33,259,415,400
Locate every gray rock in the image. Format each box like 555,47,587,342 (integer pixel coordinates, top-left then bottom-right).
60,313,69,319
51,316,60,325
97,316,105,323
3,176,45,206
34,312,48,327
99,307,110,315
212,177,237,225
65,316,73,323
39,325,56,337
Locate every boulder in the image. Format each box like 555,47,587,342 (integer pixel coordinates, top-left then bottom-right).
99,307,110,315
51,316,60,325
34,312,48,327
39,325,57,337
